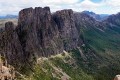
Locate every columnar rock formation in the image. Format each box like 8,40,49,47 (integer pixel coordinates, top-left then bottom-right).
52,9,79,51
0,7,79,66
0,22,24,67
17,7,61,60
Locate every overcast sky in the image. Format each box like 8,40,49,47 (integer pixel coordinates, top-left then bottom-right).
0,0,120,15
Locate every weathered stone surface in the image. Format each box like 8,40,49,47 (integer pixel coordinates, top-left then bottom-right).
0,55,15,80
17,7,62,62
53,9,79,51
16,7,79,61
0,22,24,67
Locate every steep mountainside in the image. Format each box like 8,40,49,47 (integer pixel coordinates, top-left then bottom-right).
74,12,120,80
0,7,120,80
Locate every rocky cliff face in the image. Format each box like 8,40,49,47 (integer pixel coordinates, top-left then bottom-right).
0,22,24,67
17,7,79,61
52,9,79,51
17,7,61,61
0,7,79,66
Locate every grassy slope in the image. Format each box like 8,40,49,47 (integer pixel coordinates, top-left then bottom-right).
80,26,120,80
18,52,95,80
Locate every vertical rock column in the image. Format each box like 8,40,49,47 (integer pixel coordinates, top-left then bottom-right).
52,9,79,51
0,22,24,67
17,7,62,60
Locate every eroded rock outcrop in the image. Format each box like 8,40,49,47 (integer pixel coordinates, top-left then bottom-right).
0,7,80,67
0,22,24,67
0,55,15,80
17,7,62,62
16,7,79,62
53,9,79,51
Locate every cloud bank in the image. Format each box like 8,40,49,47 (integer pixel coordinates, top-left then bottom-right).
0,0,120,15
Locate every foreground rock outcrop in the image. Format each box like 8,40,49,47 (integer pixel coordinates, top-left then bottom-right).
0,54,15,80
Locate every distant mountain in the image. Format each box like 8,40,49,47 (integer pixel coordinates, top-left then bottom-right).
82,11,109,21
0,14,18,19
105,12,120,26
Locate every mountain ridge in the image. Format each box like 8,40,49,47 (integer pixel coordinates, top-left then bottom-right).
0,14,18,19
82,10,109,21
